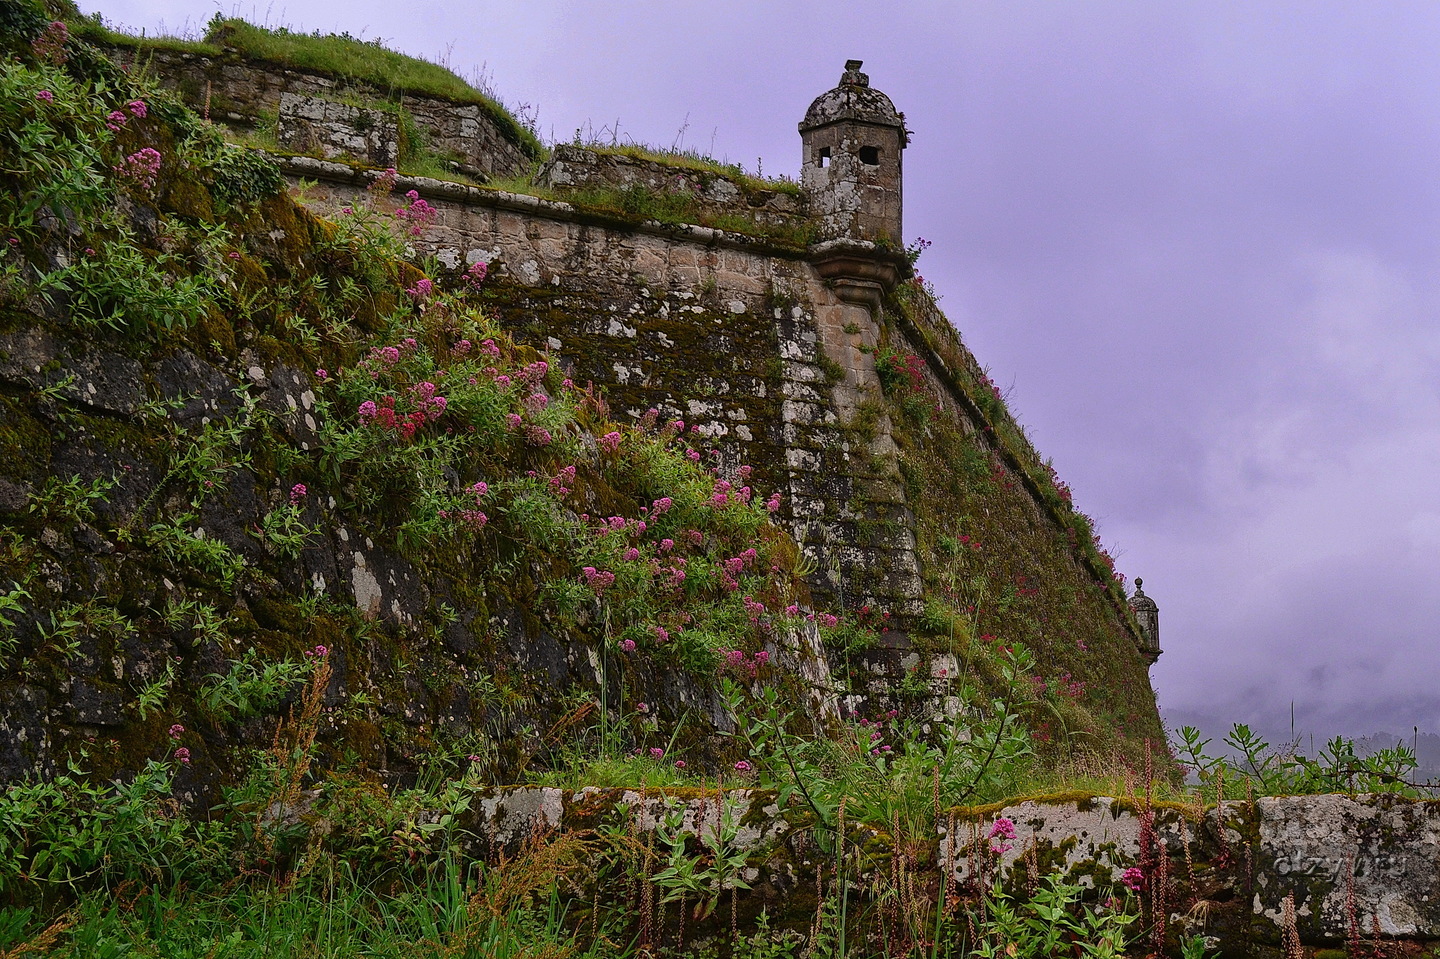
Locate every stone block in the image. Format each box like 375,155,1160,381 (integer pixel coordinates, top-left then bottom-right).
277,93,399,167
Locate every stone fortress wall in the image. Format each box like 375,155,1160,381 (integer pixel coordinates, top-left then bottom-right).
279,155,928,626
133,49,1152,680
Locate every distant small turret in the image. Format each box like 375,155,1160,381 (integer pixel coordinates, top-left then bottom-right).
799,60,907,243
1128,578,1161,665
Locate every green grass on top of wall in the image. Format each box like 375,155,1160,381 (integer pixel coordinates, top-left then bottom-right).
579,143,804,197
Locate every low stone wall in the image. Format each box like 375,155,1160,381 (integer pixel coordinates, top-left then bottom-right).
538,144,809,231
468,786,1440,955
101,42,537,177
950,793,1440,951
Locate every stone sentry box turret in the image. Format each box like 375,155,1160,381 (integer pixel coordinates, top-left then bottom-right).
1128,578,1162,665
799,60,908,243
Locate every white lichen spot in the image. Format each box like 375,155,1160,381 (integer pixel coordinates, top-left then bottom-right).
351,553,382,613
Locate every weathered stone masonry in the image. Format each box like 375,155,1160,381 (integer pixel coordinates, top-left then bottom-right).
104,52,1158,733
467,786,1440,955
283,155,926,618
249,60,1146,649
101,41,538,177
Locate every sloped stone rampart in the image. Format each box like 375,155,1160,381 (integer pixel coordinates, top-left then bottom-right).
273,157,1144,645
0,309,837,787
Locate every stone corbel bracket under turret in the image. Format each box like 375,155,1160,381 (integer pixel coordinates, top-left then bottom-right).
808,238,911,310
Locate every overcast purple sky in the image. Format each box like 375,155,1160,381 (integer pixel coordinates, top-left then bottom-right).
82,0,1440,747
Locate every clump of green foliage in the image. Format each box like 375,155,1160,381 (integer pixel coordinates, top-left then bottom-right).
553,181,815,247
1175,723,1427,798
579,141,803,197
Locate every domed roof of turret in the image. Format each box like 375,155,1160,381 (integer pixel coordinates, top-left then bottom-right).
799,60,905,133
1128,578,1158,613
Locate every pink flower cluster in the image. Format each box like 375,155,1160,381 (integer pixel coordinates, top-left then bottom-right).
104,98,147,131
438,481,489,531
464,260,488,288
368,167,399,196
977,372,1004,403
356,387,446,442
988,816,1016,855
581,566,616,595
710,479,753,508
388,188,437,234
720,648,770,680
742,595,767,623
405,277,434,302
289,483,307,505
394,190,438,236
598,431,622,453
450,509,488,531
360,338,418,374
549,465,576,495
1120,866,1144,892
32,21,68,65
114,147,161,191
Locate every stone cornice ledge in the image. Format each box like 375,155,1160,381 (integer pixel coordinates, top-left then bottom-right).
807,238,911,295
273,153,813,260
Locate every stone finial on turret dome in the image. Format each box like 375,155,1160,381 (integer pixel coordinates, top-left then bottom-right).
1128,578,1161,666
799,60,907,244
